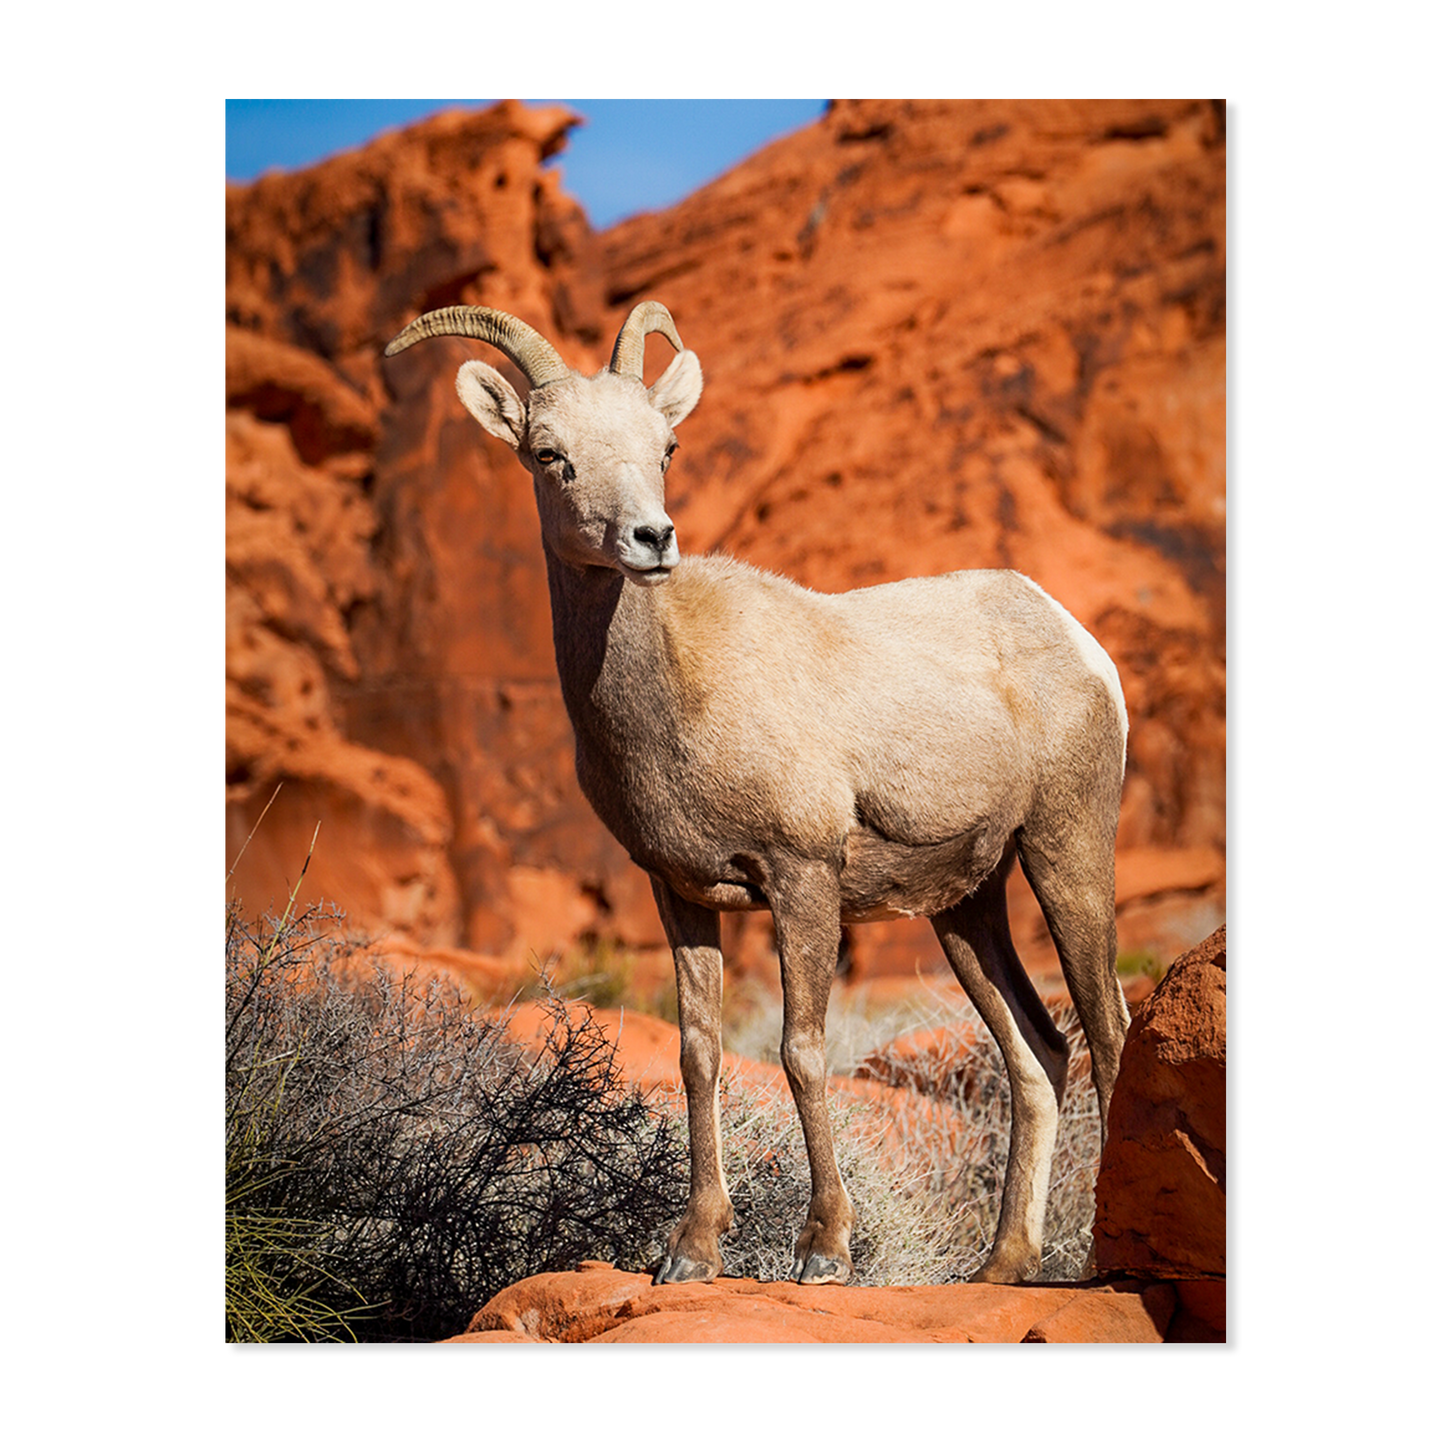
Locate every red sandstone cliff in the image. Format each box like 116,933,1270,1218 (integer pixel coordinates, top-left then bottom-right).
225,99,1225,977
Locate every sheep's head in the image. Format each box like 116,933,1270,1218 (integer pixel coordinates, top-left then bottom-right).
385,301,703,586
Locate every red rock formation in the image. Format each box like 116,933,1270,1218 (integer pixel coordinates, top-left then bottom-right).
1093,924,1226,1281
226,102,608,944
443,1262,1179,1343
226,98,1225,982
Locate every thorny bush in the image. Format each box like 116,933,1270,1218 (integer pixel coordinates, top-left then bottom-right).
225,904,687,1342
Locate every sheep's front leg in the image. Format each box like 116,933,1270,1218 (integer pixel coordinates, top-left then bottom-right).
772,860,855,1284
650,878,733,1285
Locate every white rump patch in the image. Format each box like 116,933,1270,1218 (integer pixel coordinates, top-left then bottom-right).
1019,576,1129,771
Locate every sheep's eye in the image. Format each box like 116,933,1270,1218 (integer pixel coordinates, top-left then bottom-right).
661,442,678,473
534,448,562,466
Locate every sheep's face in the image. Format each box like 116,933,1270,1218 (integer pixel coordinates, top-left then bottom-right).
457,353,702,585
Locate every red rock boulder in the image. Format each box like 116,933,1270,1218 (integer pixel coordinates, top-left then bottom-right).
1093,924,1226,1280
447,1262,1177,1344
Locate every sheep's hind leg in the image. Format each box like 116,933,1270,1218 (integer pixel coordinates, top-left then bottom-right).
932,849,1069,1284
1016,819,1130,1156
771,860,855,1284
651,879,734,1285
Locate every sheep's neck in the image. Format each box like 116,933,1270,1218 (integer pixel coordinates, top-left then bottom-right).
542,552,783,914
543,552,682,771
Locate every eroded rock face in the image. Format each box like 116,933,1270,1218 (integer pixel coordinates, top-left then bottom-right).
226,102,606,942
1093,924,1226,1278
226,98,1225,968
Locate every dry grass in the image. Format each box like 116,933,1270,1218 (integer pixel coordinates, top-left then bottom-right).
713,978,1105,1284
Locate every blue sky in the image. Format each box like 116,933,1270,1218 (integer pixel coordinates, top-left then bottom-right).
226,99,828,230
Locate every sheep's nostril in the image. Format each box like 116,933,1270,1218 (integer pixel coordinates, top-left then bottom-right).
634,523,675,555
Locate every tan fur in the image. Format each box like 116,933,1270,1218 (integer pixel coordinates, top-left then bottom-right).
387,301,1133,1288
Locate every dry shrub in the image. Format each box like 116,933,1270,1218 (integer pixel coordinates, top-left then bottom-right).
225,904,687,1342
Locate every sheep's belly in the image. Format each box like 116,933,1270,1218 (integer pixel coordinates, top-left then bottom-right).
637,825,1011,921
838,824,1007,921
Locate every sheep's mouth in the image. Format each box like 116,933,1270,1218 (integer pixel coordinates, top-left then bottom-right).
622,562,674,586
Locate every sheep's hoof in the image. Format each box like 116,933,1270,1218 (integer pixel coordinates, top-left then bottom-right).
969,1246,1041,1285
652,1252,720,1286
791,1252,852,1286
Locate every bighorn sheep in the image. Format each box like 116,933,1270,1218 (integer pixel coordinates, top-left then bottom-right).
384,301,1131,1286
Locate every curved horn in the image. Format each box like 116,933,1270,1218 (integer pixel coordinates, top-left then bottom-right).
609,301,684,381
384,306,571,388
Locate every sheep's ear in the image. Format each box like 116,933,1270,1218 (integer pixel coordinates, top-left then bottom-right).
648,350,703,426
456,361,526,450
